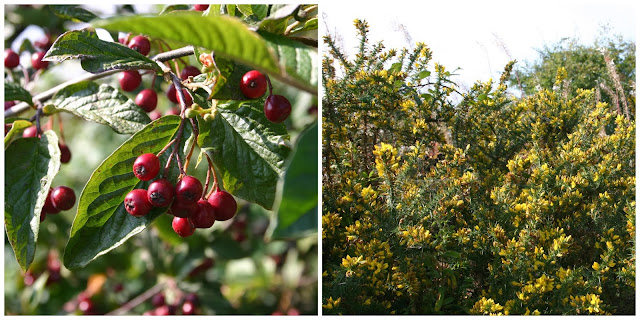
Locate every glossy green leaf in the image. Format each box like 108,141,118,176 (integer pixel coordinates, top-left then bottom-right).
5,81,33,104
197,101,291,209
43,30,162,73
51,81,150,134
92,13,280,74
258,31,318,91
64,116,190,269
49,5,97,22
271,123,318,239
258,4,299,34
4,120,32,147
5,131,61,271
417,70,431,79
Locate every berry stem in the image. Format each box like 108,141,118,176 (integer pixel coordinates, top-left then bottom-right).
105,279,171,316
204,153,219,198
181,119,199,173
162,152,174,178
265,74,274,96
156,138,177,157
57,113,66,144
203,162,211,200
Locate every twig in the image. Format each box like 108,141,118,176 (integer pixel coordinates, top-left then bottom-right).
105,280,168,315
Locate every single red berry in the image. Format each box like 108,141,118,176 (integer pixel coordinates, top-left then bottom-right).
5,100,16,110
308,105,318,115
31,51,49,70
59,143,71,164
194,4,209,11
155,305,176,315
128,35,151,56
51,186,76,211
208,190,237,221
118,70,142,92
34,34,52,50
180,66,201,80
167,83,179,104
43,188,61,214
5,49,20,69
40,211,47,222
264,95,292,123
151,293,165,307
133,153,160,181
182,301,196,315
149,110,162,120
172,216,195,237
169,198,198,218
135,89,158,112
165,108,180,116
124,189,153,216
24,270,37,286
22,126,38,138
175,88,193,106
78,296,95,314
147,179,175,207
240,70,268,99
191,200,216,228
175,176,203,204
118,35,129,45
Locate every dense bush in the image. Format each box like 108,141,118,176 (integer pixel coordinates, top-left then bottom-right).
322,19,634,315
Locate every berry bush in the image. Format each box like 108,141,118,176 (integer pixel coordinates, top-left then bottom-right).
5,4,318,315
322,20,634,315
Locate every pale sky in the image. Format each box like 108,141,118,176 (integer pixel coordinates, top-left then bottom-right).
321,0,637,90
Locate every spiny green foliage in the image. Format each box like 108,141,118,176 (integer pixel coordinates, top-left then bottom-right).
323,19,635,315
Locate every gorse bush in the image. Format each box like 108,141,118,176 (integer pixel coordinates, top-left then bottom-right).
322,19,634,315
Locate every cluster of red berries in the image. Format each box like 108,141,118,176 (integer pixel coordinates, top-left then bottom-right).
41,186,76,221
239,70,292,123
4,32,52,72
124,153,237,237
143,292,199,316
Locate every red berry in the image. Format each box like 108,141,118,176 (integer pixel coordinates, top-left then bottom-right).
5,49,20,69
165,108,180,116
118,70,141,92
78,296,95,314
59,143,71,163
172,216,195,237
149,110,162,120
208,190,237,221
5,100,16,110
175,176,203,204
40,211,46,222
31,51,49,70
22,126,38,138
167,84,179,104
147,179,174,207
152,293,165,307
240,70,267,99
34,34,52,50
182,301,196,315
191,200,216,228
135,89,158,112
128,35,151,56
175,88,193,106
155,305,176,315
264,95,292,123
180,66,201,80
43,188,61,214
124,189,153,216
169,198,198,218
287,308,300,316
194,4,209,11
51,186,76,211
133,153,160,181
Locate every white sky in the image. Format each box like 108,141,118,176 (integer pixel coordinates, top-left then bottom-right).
321,0,637,90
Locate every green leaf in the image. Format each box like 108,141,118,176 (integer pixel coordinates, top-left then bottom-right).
417,70,431,79
5,81,33,104
388,62,402,73
49,5,97,22
258,5,299,34
51,81,150,134
258,31,318,92
43,30,162,73
237,4,269,22
208,57,254,101
92,12,280,74
64,116,190,269
5,131,61,271
19,38,36,54
197,101,291,209
293,17,318,35
159,4,190,15
4,120,32,148
271,122,318,239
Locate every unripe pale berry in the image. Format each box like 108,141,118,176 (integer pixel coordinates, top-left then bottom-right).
240,70,268,99
133,153,160,181
208,190,237,221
